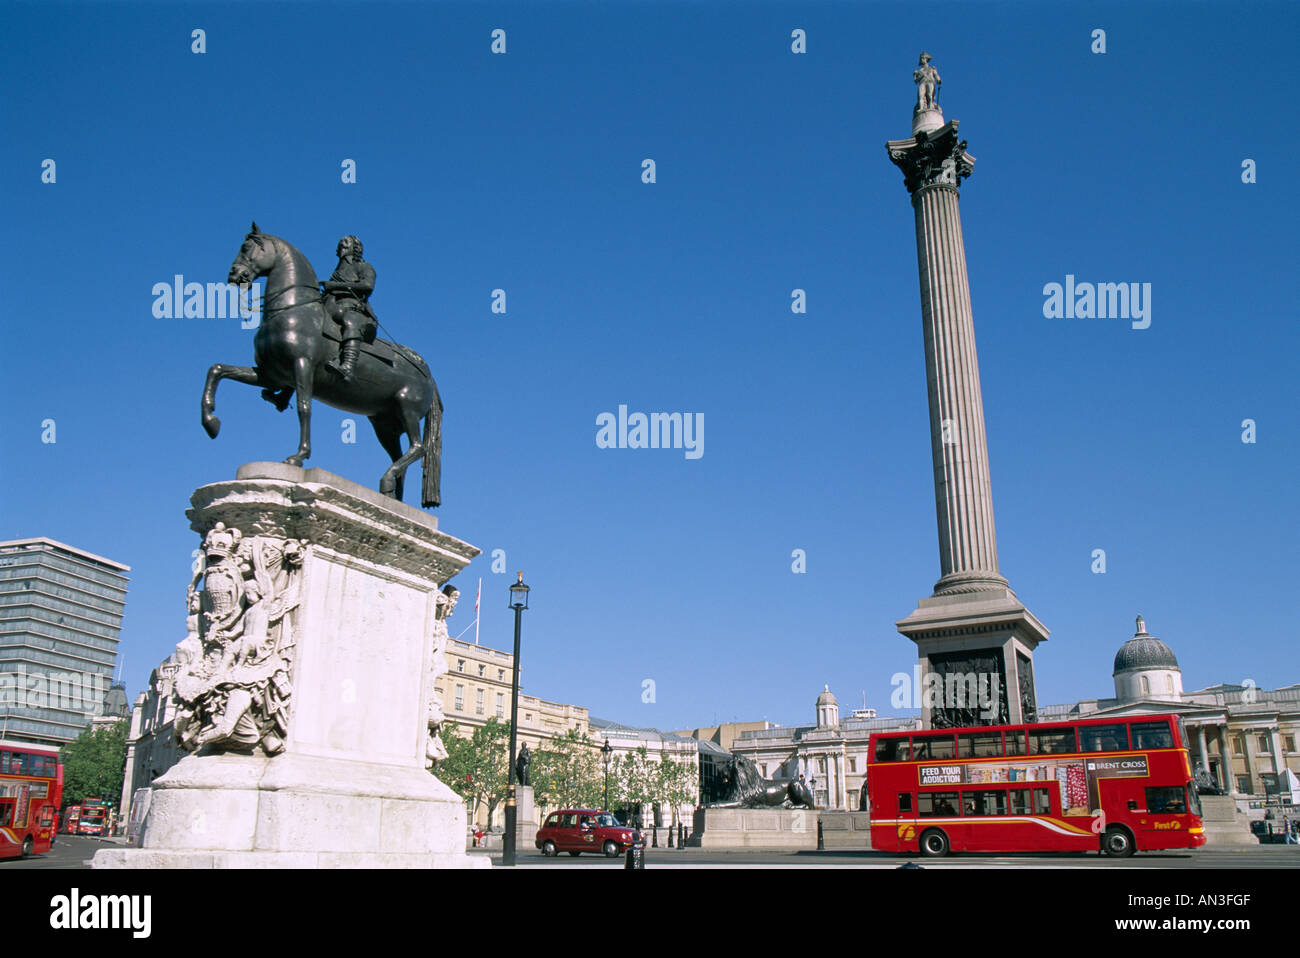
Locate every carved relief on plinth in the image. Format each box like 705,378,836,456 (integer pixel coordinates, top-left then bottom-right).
172,522,303,755
424,584,459,767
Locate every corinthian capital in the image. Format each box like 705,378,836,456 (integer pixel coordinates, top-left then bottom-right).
886,121,975,194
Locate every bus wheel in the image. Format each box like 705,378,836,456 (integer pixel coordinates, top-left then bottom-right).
20,837,34,858
1102,826,1135,858
920,829,949,857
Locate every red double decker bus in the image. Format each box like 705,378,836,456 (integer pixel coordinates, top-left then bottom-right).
868,714,1204,857
0,740,63,859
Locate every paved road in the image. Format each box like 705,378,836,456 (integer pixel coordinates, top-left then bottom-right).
0,834,118,870
491,846,1299,868
6,838,1294,868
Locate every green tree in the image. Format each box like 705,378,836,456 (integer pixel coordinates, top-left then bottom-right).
614,745,657,823
530,728,605,811
62,720,129,808
432,718,512,824
657,757,697,828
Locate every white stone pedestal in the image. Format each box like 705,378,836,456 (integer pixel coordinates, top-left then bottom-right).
514,785,538,850
94,462,488,869
687,807,818,849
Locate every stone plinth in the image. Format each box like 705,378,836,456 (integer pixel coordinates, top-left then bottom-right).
688,807,818,850
818,811,873,849
1197,794,1258,848
897,587,1049,727
94,463,487,869
514,785,538,850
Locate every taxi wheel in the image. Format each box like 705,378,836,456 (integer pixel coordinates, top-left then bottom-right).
603,841,619,858
21,837,34,858
542,840,557,857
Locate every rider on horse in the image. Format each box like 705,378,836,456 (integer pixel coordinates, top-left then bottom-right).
322,235,378,381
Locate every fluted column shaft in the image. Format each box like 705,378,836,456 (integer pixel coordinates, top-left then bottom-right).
912,183,1004,591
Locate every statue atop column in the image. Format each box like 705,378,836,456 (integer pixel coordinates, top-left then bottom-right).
914,51,941,113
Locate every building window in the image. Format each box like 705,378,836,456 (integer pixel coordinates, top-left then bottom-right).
496,693,504,718
849,757,857,773
456,660,465,673
1286,735,1296,752
1140,676,1150,695
475,689,484,715
1165,675,1174,693
478,664,485,677
1257,734,1270,753
525,713,532,723
454,684,464,711
1236,775,1251,794
498,669,505,682
1235,735,1247,755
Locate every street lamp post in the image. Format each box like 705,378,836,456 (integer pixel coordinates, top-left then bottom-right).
602,739,612,811
502,571,529,867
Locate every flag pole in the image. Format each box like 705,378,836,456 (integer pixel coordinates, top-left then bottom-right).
474,577,482,645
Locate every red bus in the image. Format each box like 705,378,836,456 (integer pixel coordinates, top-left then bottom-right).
76,797,109,836
868,714,1205,857
0,740,63,859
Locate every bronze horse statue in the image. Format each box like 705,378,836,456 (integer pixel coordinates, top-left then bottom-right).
202,224,443,507
711,754,817,809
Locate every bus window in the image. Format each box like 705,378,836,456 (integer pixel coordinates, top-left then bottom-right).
958,732,1002,758
918,792,958,817
0,803,11,827
967,790,1008,816
874,738,910,763
1145,786,1187,814
1029,728,1076,755
1130,721,1174,750
1005,730,1027,756
1079,723,1128,752
912,734,956,760
1008,788,1031,815
1032,788,1052,815
898,793,913,814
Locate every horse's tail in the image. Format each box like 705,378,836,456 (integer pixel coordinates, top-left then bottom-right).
422,378,443,509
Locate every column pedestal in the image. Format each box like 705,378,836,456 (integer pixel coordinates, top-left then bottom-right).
94,462,488,869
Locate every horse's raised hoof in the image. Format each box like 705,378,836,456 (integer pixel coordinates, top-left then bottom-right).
202,414,221,439
261,388,293,412
378,476,398,498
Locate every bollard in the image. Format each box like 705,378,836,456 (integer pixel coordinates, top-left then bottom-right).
652,823,658,848
679,822,686,847
624,841,645,870
817,818,824,850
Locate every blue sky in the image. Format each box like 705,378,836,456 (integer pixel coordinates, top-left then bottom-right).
3,1,1296,732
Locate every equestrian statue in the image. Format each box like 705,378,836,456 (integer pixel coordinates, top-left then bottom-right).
203,223,443,507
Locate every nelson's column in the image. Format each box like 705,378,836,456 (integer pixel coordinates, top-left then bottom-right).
887,53,1049,728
